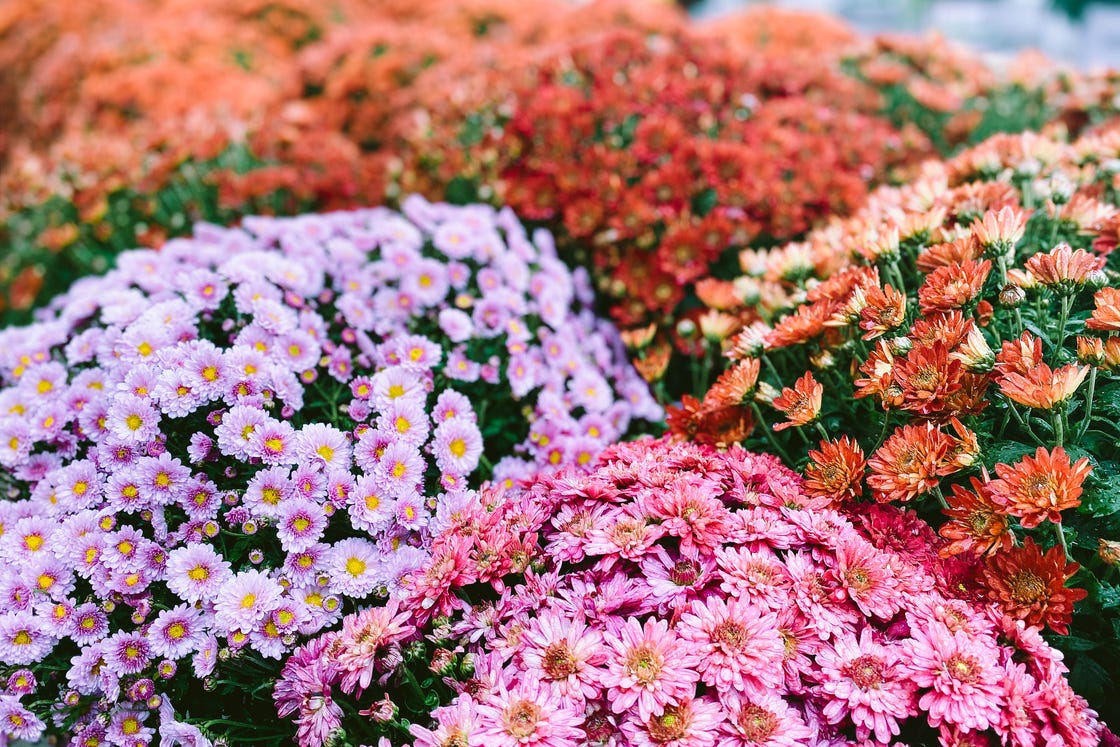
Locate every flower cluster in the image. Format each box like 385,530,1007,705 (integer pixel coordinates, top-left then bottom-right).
0,196,658,744
391,26,933,365
277,438,1104,746
680,123,1120,720
0,0,681,323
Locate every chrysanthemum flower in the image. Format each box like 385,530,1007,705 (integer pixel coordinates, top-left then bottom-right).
1086,287,1120,331
601,617,700,721
858,284,908,340
939,477,1013,557
867,423,953,503
803,436,866,502
475,678,584,747
902,622,1005,733
518,611,606,701
918,259,991,313
817,629,917,744
677,595,783,694
981,538,1087,634
997,362,1088,410
970,205,1028,255
1024,243,1105,292
770,372,822,432
718,691,813,747
989,447,1091,528
620,696,724,747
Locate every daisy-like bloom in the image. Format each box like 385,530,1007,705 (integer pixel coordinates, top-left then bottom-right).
104,631,152,676
1024,243,1105,293
432,418,484,476
981,538,1087,634
988,446,1091,528
620,695,724,747
518,610,606,701
0,615,54,665
939,477,1013,557
917,259,991,313
858,284,907,340
769,372,822,432
296,423,351,470
600,617,700,721
250,418,299,466
644,480,731,555
334,600,415,694
893,342,963,416
971,205,1028,257
716,546,793,611
817,629,917,744
165,543,232,604
0,698,44,742
1086,287,1120,331
767,302,833,349
376,441,426,500
803,436,865,502
832,534,901,620
105,394,161,444
147,605,205,659
994,331,1044,378
702,359,760,409
718,691,813,747
997,362,1088,410
377,395,432,447
276,498,328,553
474,677,584,747
901,622,1005,733
677,595,783,694
214,569,283,633
411,695,480,747
327,538,380,598
867,423,953,503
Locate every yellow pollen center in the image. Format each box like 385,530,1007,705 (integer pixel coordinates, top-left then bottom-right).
265,437,284,453
395,416,410,433
122,485,138,498
316,445,335,461
137,342,153,357
24,535,43,552
364,494,380,510
37,574,54,590
346,557,367,577
392,462,407,478
292,517,312,532
449,438,467,458
388,384,405,398
240,593,257,609
167,623,186,639
261,488,281,505
37,380,52,394
12,631,31,646
202,365,219,382
188,566,209,581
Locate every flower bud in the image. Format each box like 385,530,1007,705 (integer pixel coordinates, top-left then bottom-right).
1100,538,1120,565
887,336,912,356
998,284,1026,308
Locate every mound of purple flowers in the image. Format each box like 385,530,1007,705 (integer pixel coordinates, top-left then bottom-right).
0,195,659,743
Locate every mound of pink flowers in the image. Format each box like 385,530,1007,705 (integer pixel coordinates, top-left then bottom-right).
277,438,1103,746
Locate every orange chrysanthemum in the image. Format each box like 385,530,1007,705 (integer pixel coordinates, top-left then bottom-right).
989,446,1092,528
993,331,1044,377
767,300,836,349
866,423,954,503
939,476,1013,557
916,236,983,273
970,205,1028,254
858,283,907,340
892,341,963,416
853,341,901,407
1086,287,1120,331
804,436,866,502
917,259,991,313
702,358,760,409
997,362,1088,410
981,538,1087,635
770,371,823,431
1023,242,1104,291
908,310,972,350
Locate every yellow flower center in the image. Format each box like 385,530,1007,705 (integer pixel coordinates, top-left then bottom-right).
346,557,367,577
449,438,467,458
188,566,209,582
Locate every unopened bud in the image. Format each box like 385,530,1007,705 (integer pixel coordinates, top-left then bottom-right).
1100,539,1120,565
998,284,1026,308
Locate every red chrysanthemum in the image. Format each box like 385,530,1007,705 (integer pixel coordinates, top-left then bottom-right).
981,538,1087,635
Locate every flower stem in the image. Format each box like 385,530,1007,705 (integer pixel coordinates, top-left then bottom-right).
1052,405,1065,448
751,402,793,464
1055,522,1070,560
814,421,830,443
1055,293,1073,357
931,483,949,510
1077,366,1097,444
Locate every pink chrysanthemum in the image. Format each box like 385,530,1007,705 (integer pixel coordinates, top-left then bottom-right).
518,610,606,701
620,695,724,747
677,595,784,695
817,629,917,744
718,691,813,747
600,617,700,721
901,622,1005,733
475,677,584,747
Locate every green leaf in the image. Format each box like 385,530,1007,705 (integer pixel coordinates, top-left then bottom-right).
1098,583,1120,610
691,188,718,219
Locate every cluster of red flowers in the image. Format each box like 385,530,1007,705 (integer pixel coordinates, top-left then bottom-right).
677,123,1120,713
391,23,934,344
